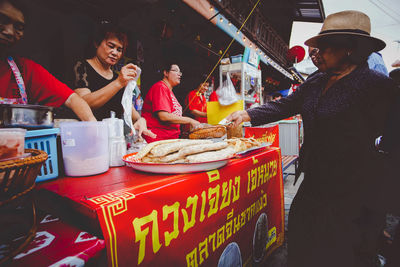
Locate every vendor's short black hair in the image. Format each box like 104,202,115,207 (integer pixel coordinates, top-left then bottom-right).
84,21,128,58
159,60,179,78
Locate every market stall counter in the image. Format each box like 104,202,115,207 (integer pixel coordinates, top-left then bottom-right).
36,147,284,267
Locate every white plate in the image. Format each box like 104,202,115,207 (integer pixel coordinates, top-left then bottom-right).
235,143,271,157
123,152,232,174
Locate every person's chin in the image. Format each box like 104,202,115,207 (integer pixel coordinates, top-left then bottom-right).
107,58,117,65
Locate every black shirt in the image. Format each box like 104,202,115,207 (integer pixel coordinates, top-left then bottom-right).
72,59,123,120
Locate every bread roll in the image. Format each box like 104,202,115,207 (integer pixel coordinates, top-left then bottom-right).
189,125,226,139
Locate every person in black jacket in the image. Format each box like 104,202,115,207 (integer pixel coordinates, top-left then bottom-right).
377,68,400,267
226,11,398,267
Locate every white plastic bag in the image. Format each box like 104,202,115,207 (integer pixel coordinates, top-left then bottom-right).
216,72,239,106
121,67,141,135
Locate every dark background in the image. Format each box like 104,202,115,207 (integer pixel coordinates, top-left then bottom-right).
12,0,296,104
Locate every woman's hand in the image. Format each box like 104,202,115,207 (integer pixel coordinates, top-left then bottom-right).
189,119,201,130
133,117,156,139
226,110,251,127
117,63,138,87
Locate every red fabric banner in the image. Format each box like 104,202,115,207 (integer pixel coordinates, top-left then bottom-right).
245,125,280,148
7,212,105,266
80,148,284,266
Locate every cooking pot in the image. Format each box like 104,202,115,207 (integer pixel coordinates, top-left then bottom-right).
0,104,54,129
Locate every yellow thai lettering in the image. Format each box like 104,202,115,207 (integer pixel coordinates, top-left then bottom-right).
219,180,232,211
246,206,251,221
233,215,241,234
251,168,257,192
132,210,161,265
200,191,206,222
264,163,270,182
208,185,220,218
252,156,259,165
207,169,220,183
232,176,240,203
208,232,216,252
186,248,198,267
227,209,234,220
162,202,180,247
240,211,246,227
216,226,225,249
272,160,277,177
257,165,264,187
181,195,198,233
198,237,209,265
226,219,233,240
251,203,256,219
247,172,251,194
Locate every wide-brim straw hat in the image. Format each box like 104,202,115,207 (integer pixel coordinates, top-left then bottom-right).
305,10,386,52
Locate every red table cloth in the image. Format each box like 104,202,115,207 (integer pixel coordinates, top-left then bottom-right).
37,147,284,267
3,211,105,266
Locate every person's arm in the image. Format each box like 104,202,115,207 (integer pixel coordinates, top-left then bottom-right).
74,63,138,109
157,111,200,128
226,84,305,127
131,108,156,138
190,109,207,118
64,93,96,121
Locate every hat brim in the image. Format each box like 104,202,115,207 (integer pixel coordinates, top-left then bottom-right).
304,32,386,52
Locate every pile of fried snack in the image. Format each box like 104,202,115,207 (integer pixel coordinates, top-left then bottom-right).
134,138,261,164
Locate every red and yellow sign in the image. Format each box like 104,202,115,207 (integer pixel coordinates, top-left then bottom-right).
245,124,279,148
81,148,284,266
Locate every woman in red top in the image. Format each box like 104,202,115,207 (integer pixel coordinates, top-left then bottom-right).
185,77,209,123
141,62,200,143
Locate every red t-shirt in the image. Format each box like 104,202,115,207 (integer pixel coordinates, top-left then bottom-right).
209,91,219,102
186,90,207,123
0,57,74,107
142,81,182,143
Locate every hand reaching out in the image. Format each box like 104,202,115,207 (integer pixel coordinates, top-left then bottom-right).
133,117,156,139
117,63,138,87
225,110,251,127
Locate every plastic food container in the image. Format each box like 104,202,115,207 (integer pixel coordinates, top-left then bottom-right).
231,54,243,63
25,128,59,181
0,128,26,161
60,121,109,176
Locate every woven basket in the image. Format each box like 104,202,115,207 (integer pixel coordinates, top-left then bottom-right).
0,149,48,206
0,149,47,264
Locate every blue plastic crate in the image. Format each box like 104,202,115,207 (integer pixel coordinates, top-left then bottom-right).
25,128,59,182
231,54,243,63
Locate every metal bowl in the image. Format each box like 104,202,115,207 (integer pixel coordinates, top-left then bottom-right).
0,104,54,129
